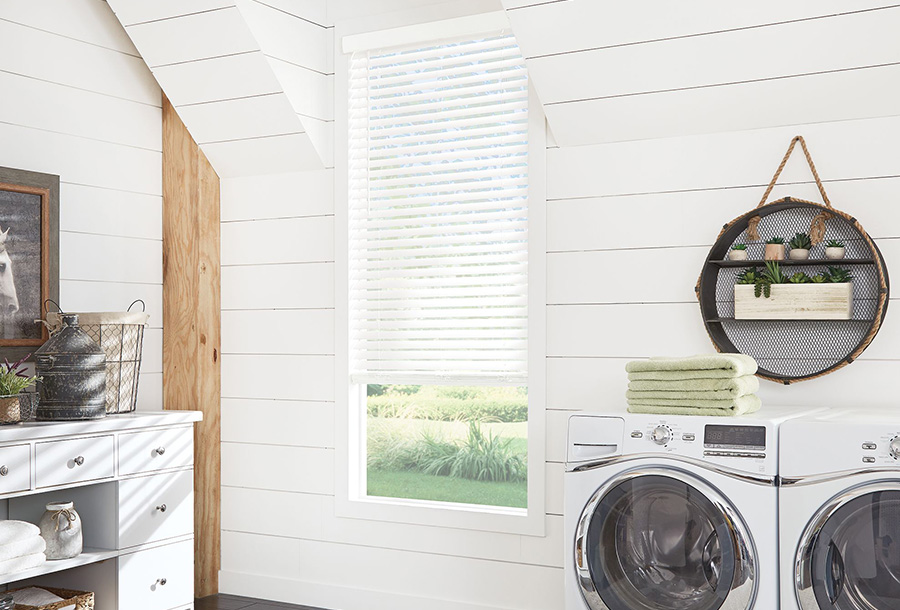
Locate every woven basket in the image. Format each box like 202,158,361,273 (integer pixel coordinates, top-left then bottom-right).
44,300,149,414
7,587,94,610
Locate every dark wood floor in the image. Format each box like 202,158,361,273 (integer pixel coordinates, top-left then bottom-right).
195,594,324,610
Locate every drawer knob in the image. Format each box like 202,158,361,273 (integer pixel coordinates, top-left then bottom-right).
156,504,167,513
155,446,166,456
73,456,85,466
155,578,167,586
0,465,8,476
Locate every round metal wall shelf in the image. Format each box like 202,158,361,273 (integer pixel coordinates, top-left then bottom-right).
696,197,889,384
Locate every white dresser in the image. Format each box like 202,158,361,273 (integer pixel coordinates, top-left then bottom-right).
0,411,202,610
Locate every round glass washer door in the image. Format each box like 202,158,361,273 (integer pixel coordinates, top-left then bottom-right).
575,470,757,610
796,485,900,610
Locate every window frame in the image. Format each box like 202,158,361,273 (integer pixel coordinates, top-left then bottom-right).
334,10,546,536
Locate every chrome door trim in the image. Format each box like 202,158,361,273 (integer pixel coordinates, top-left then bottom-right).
570,453,776,486
781,467,900,487
574,467,759,610
795,481,900,610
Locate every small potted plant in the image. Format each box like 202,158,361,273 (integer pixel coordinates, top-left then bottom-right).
825,239,846,260
734,262,853,319
788,232,812,260
764,237,785,261
728,243,748,261
0,354,39,424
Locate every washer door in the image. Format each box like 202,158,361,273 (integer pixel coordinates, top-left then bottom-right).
796,484,900,610
575,469,757,610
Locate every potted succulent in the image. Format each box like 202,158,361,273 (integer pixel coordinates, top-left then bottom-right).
728,243,748,261
734,262,853,320
825,239,846,260
0,354,39,424
788,232,812,260
764,237,785,261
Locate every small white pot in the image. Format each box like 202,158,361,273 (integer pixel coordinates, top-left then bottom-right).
825,246,846,260
728,249,748,261
789,248,810,260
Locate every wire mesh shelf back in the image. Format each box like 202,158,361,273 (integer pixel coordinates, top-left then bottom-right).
697,198,889,383
45,302,148,414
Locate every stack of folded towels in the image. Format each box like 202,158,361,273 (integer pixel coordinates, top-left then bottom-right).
626,354,761,416
0,520,46,575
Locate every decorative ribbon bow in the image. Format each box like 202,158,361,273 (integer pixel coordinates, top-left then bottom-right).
51,508,78,532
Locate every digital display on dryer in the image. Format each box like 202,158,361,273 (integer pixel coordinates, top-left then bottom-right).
704,424,766,449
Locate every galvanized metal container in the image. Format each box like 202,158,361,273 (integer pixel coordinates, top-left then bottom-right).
35,314,107,421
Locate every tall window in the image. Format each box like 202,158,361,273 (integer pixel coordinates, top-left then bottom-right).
348,31,530,510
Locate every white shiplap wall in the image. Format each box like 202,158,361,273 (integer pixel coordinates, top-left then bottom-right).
221,1,900,609
0,0,163,409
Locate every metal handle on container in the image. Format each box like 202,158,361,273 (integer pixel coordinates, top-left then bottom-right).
73,456,85,466
0,466,9,476
155,446,166,456
156,504,167,513
36,355,55,370
155,578,167,586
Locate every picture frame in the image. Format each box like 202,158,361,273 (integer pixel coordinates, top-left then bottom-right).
0,167,59,363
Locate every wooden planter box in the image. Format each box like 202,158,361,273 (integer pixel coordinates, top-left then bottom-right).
734,283,853,320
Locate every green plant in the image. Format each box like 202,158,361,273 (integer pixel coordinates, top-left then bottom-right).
826,240,845,248
736,268,763,285
763,260,788,284
826,266,853,283
766,237,785,245
0,354,39,396
731,243,747,251
789,232,812,250
789,272,811,284
810,274,828,283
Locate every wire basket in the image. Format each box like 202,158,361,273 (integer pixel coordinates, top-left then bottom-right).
44,300,149,414
0,391,37,424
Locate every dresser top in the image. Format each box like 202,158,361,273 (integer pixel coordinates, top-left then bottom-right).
0,410,202,443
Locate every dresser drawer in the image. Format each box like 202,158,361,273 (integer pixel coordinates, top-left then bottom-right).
118,539,193,610
119,427,193,476
35,435,114,488
118,470,193,549
0,444,30,494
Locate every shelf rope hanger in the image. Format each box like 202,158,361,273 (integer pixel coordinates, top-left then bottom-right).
747,135,833,244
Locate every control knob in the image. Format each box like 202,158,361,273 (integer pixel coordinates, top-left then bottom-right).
890,437,900,460
651,425,672,446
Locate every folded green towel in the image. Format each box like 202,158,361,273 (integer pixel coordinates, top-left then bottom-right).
627,394,761,417
627,375,760,396
626,354,758,380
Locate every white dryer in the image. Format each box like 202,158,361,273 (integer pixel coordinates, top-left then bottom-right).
565,408,811,610
780,409,900,610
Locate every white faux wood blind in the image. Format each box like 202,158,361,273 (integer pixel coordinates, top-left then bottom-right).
349,32,529,386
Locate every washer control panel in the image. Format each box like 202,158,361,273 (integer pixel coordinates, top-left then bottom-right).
781,419,900,477
857,432,900,465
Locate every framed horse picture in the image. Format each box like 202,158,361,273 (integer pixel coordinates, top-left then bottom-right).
0,167,59,362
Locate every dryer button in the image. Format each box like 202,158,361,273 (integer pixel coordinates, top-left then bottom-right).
863,457,876,463
682,433,696,441
631,431,643,439
862,442,877,450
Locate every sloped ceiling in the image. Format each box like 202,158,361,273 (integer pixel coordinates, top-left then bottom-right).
106,0,333,177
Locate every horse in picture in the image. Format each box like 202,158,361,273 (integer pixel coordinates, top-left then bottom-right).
0,227,19,315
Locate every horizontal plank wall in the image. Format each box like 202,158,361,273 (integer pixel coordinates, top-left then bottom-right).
163,96,222,597
0,0,163,408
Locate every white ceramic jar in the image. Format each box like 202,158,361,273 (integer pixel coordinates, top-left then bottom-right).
38,501,83,559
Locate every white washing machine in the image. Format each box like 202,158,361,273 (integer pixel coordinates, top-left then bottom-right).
565,407,816,610
780,409,900,610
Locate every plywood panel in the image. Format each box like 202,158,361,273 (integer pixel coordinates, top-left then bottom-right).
221,263,334,309
0,19,159,106
545,63,900,147
508,0,893,58
221,443,334,493
162,96,221,596
547,116,900,200
528,7,900,103
175,94,302,144
220,354,334,400
221,399,334,447
153,52,281,107
221,170,334,221
221,309,334,355
127,7,259,68
221,216,333,265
